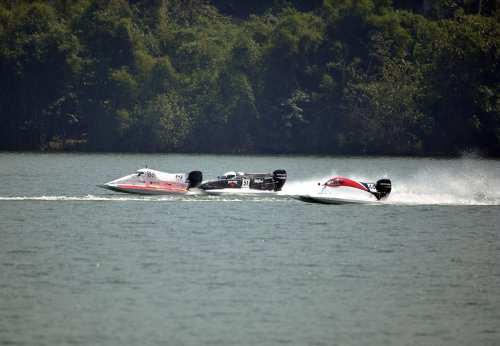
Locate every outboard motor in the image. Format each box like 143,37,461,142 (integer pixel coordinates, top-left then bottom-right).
375,179,392,199
272,170,287,191
186,171,203,189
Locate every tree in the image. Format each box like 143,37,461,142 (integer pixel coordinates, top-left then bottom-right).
0,2,81,149
424,12,499,154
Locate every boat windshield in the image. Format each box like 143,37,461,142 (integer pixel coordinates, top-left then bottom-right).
221,171,240,179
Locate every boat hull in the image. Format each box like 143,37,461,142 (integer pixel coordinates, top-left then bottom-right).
99,183,189,195
292,177,391,205
204,188,280,196
293,194,377,204
98,168,202,195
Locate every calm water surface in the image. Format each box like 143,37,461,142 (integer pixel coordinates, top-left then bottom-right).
1,153,499,346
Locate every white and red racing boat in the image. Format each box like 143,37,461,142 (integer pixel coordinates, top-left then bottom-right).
294,177,391,204
98,168,202,195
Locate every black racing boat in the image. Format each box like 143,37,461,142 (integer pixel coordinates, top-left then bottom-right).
199,170,287,195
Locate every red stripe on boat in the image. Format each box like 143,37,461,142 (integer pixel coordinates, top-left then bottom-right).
324,177,368,191
117,184,187,192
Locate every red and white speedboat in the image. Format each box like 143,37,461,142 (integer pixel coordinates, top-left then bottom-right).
294,177,391,204
98,168,202,195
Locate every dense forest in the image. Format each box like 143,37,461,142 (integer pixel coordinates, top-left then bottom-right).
0,0,498,155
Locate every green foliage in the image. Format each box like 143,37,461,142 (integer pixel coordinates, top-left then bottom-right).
422,11,500,153
0,0,498,155
345,32,431,154
140,93,191,151
0,1,81,149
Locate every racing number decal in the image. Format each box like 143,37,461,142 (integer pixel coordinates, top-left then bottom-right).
242,178,250,189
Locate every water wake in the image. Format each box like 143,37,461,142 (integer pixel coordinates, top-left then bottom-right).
0,195,146,202
1,190,497,205
0,194,289,203
387,167,499,206
282,157,500,206
1,156,498,206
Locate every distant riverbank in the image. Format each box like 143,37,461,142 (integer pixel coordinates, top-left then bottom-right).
1,1,498,157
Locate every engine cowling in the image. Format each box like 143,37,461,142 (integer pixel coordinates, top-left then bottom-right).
375,179,391,199
186,171,203,189
273,170,287,191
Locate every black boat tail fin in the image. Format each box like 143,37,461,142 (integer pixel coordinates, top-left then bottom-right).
375,179,391,199
187,171,203,189
273,170,287,191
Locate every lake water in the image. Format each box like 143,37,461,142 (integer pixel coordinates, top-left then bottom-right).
1,152,499,346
